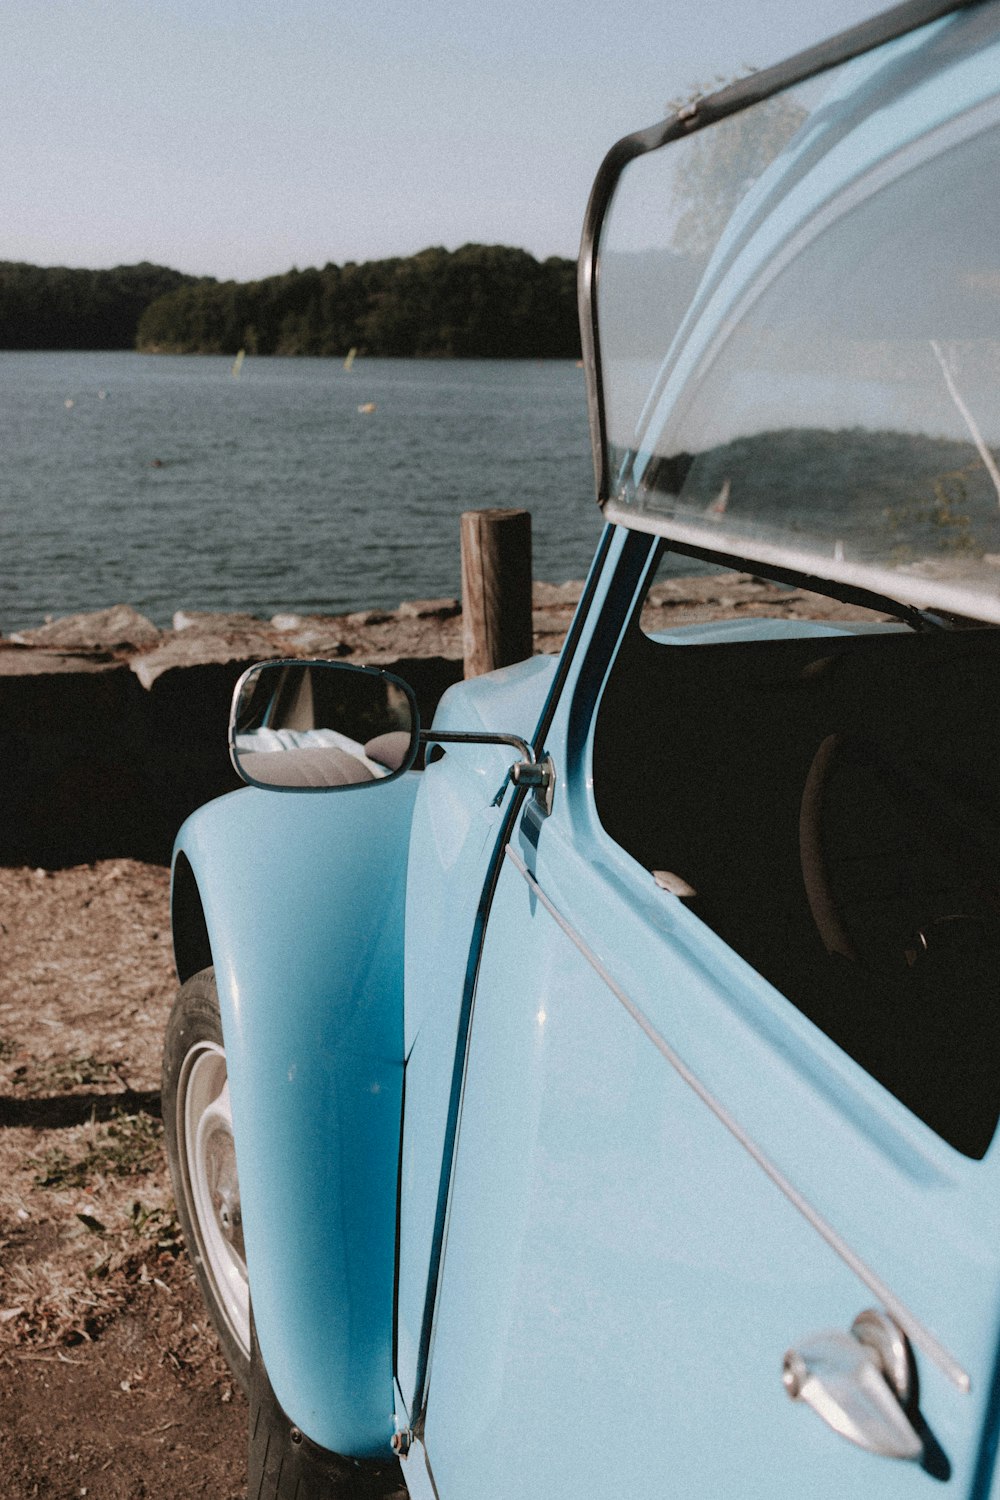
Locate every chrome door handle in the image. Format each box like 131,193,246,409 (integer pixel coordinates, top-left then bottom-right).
783,1310,922,1460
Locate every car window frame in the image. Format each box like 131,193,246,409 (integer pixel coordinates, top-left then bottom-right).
578,0,980,512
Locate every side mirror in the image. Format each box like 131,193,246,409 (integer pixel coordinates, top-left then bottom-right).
230,661,420,791
230,657,557,809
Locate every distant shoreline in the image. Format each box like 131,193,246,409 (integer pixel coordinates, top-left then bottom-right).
0,349,581,361
1,348,582,362
0,247,581,359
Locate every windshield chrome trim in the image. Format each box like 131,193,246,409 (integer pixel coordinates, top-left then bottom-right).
578,0,981,509
504,840,972,1395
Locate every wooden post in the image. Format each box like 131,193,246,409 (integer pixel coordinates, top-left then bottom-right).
460,508,533,678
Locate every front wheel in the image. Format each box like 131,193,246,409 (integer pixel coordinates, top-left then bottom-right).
162,967,251,1391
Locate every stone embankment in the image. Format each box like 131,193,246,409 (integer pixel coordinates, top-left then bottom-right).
0,574,884,867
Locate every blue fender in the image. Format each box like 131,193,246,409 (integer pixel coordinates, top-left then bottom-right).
171,775,419,1456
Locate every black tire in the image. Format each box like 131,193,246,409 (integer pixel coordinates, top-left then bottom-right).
249,1318,406,1500
162,966,252,1393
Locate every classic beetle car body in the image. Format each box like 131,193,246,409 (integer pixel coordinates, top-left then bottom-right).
164,2,1000,1494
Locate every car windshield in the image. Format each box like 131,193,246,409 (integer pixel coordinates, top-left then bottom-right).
596,5,1000,623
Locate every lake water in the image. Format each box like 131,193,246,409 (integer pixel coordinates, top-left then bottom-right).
0,352,606,635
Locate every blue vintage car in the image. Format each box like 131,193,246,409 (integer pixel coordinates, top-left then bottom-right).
162,2,1000,1494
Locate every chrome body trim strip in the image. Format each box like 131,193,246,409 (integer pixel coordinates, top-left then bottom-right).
503,842,971,1394
398,1436,440,1500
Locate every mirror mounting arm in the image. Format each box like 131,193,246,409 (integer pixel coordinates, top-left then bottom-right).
419,730,555,816
419,729,534,761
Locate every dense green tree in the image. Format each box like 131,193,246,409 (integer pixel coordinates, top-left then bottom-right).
136,246,580,358
0,249,581,358
0,262,196,349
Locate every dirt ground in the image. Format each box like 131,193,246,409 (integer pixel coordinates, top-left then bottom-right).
0,860,247,1499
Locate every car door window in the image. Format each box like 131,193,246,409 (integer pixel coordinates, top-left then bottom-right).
594,556,1000,1157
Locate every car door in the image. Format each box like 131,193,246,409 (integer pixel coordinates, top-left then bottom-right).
415,531,1000,1500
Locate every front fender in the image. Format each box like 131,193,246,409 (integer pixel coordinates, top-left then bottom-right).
171,775,418,1456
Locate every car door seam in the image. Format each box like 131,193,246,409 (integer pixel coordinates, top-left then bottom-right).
504,840,971,1395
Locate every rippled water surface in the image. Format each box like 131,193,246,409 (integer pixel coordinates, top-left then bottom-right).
1,352,603,634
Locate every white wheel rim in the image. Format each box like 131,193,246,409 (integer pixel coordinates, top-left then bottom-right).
178,1041,250,1361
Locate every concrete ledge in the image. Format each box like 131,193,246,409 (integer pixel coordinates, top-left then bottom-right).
1,574,885,867
0,585,586,867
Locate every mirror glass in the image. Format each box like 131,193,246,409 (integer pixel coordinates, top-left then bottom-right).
230,661,419,791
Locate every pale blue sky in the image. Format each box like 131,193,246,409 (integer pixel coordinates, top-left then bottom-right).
4,0,882,280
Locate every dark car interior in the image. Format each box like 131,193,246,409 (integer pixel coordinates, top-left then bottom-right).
594,600,1000,1158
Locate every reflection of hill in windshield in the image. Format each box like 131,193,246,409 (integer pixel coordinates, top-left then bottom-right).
645,427,1000,560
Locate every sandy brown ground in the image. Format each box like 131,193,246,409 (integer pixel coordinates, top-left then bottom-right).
0,861,246,1499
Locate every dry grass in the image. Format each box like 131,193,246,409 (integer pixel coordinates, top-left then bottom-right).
0,860,175,1085
1,1113,181,1350
0,860,226,1373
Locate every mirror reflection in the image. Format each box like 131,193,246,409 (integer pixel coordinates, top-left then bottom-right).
231,661,418,790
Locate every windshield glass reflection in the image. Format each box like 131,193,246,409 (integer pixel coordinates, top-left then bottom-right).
597,9,1000,621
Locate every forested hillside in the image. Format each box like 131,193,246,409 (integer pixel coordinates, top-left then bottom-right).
0,247,579,358
0,262,195,349
136,245,580,358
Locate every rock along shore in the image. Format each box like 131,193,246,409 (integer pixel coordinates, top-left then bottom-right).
0,575,887,868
